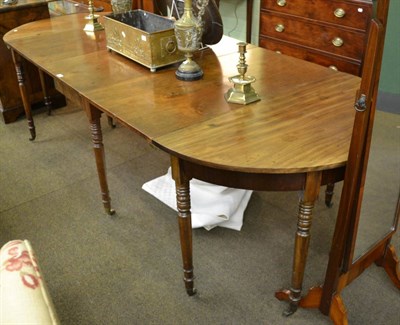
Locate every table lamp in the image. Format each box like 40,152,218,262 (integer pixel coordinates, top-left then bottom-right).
174,0,209,81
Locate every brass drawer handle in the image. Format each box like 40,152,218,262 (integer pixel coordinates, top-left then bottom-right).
277,0,287,7
329,65,339,71
334,8,346,18
332,37,344,47
275,24,285,32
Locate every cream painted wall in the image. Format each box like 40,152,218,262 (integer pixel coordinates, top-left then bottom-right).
379,0,400,95
219,0,260,45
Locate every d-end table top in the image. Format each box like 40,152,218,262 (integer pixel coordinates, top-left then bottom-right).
4,13,360,174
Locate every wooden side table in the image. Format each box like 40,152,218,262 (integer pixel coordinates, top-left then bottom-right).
0,0,65,124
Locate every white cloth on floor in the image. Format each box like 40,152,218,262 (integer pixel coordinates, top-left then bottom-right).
142,168,252,231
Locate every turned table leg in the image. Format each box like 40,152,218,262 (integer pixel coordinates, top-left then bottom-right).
38,69,53,116
11,50,35,141
84,100,115,215
276,171,322,316
171,156,196,296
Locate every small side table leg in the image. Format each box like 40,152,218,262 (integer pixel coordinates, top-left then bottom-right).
38,69,53,116
246,0,253,44
11,50,35,141
276,171,322,316
325,183,335,207
107,116,116,128
84,100,115,215
171,156,196,296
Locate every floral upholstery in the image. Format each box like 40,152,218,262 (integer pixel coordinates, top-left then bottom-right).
0,240,59,324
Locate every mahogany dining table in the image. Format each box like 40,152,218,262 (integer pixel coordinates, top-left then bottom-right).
4,13,360,315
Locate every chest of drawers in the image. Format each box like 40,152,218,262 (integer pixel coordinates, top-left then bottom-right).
259,0,372,76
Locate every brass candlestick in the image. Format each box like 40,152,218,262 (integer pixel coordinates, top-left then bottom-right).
84,0,104,32
174,0,208,81
225,42,260,105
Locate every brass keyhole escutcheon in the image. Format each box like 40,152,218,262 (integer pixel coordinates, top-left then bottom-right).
275,24,285,33
334,8,346,18
332,37,344,47
277,0,286,7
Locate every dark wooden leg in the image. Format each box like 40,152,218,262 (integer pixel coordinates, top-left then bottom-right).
325,183,335,207
246,0,253,44
83,100,115,215
107,116,116,128
276,171,322,316
38,69,53,116
171,156,196,296
10,50,35,141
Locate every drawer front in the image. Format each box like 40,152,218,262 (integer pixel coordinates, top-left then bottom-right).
260,12,366,61
261,0,372,31
259,37,362,75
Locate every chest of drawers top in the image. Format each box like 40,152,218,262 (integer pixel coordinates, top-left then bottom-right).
259,0,373,75
261,0,372,31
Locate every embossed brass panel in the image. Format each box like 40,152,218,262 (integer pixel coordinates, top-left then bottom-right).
104,10,185,72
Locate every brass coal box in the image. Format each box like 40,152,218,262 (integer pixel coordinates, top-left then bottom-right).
104,10,185,72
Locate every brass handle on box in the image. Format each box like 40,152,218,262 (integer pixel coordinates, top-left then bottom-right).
275,24,285,32
334,8,346,18
277,0,286,7
165,40,177,54
332,37,344,47
329,65,339,71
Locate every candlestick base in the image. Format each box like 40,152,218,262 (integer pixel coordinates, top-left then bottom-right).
84,15,104,32
224,75,260,105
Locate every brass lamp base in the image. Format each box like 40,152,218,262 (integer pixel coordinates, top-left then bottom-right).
225,76,260,105
175,58,203,81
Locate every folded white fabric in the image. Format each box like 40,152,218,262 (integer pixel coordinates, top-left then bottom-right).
142,168,252,230
0,239,59,324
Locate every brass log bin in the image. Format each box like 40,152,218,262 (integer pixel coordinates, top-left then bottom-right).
104,10,185,72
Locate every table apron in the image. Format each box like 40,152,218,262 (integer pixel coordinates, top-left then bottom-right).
176,158,346,192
